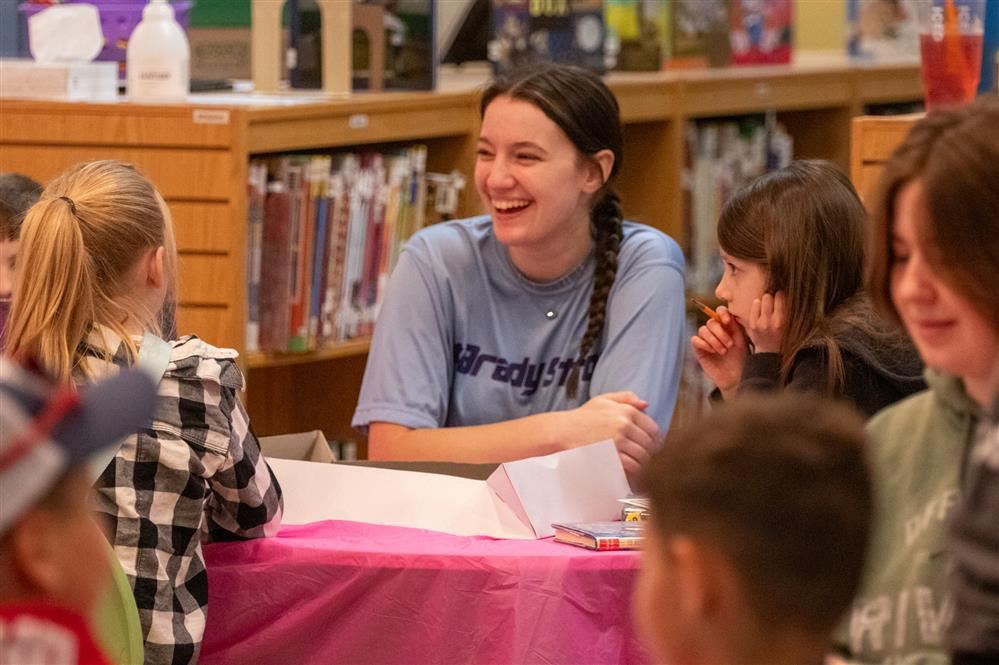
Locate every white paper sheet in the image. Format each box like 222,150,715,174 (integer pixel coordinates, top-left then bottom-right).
488,440,631,538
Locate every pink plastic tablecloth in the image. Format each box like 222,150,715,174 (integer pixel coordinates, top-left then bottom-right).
200,520,652,665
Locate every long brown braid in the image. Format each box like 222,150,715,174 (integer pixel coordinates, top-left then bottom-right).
564,192,623,398
480,64,624,400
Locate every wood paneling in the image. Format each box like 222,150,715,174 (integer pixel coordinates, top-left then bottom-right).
177,254,238,305
169,201,239,253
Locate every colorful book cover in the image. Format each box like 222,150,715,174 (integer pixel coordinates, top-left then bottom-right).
552,520,645,550
847,0,919,60
489,0,607,74
604,0,669,71
729,0,793,66
667,0,730,68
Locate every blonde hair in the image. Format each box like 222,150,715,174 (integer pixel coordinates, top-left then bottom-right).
6,161,177,382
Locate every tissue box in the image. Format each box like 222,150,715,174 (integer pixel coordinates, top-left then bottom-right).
0,58,118,101
19,1,193,79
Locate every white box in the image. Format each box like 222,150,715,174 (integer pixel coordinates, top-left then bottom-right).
0,59,118,102
265,439,631,539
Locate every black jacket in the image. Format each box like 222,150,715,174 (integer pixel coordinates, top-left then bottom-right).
728,326,926,417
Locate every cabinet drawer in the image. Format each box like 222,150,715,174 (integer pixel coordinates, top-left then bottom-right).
0,145,233,201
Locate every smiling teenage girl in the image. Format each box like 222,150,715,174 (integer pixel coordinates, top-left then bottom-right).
838,97,999,665
691,160,924,416
352,64,686,473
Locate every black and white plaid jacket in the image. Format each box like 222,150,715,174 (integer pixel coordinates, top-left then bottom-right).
81,329,283,665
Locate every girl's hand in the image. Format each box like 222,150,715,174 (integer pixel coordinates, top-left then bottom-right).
746,292,786,354
690,306,748,400
567,391,660,475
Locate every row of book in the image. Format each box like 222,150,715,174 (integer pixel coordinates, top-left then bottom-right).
246,146,439,355
489,0,794,74
682,115,793,296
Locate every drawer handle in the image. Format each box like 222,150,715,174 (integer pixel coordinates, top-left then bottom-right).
754,83,772,99
348,114,369,129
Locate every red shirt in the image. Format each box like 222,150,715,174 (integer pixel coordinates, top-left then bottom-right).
0,602,111,665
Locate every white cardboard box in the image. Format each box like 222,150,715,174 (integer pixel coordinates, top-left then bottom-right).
0,59,118,102
264,439,631,539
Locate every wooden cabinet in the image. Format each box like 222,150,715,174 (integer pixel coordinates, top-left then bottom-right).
850,114,921,201
0,60,922,447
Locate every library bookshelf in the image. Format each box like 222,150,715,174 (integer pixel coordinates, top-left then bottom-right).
0,58,921,448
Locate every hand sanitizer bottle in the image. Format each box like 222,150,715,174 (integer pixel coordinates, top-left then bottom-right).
126,0,190,102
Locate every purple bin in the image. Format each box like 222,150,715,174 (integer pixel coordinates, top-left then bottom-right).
19,0,192,78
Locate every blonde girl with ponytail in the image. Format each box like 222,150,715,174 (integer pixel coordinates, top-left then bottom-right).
7,160,283,665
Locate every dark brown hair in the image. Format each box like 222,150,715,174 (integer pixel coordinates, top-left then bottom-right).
867,96,999,331
481,64,624,399
641,392,872,633
718,159,892,391
0,173,43,241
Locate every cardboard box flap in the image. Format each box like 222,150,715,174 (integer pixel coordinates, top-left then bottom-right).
260,431,333,463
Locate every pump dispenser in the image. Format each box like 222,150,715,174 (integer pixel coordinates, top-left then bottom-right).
126,0,190,102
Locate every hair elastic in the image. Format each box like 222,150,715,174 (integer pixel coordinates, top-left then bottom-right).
58,196,78,216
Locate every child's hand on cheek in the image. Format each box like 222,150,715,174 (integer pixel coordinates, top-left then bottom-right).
690,306,749,400
747,292,786,353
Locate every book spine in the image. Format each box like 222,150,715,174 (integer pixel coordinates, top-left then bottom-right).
260,175,292,354
245,161,267,353
596,537,643,550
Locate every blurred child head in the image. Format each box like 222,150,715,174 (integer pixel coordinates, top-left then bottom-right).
715,160,874,388
0,357,156,616
635,393,872,665
0,173,43,334
866,97,999,407
5,161,177,383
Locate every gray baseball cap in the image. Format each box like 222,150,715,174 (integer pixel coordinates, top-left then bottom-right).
0,356,157,534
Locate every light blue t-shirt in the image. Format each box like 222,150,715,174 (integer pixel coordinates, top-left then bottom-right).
352,216,686,437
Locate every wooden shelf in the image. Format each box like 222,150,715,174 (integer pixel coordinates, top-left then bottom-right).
0,59,923,441
246,338,372,369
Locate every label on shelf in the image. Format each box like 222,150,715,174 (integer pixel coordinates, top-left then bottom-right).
193,109,231,125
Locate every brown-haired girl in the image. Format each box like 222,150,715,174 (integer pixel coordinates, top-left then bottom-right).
5,160,283,665
352,64,686,473
838,97,999,665
691,159,924,416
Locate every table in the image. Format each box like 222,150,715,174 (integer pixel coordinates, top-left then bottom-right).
200,520,652,665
